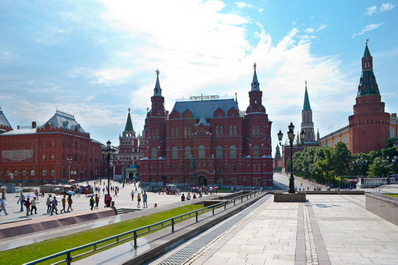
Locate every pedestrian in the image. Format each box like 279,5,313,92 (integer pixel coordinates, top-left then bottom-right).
17,193,25,212
24,198,31,216
67,195,73,212
131,190,134,201
0,198,8,215
60,195,66,213
89,196,95,210
143,191,148,208
95,194,99,209
181,193,185,201
30,197,37,215
51,196,58,215
187,193,191,200
2,191,6,200
34,190,39,201
46,194,52,213
137,193,141,208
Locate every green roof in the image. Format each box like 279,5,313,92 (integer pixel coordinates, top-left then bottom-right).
303,84,311,110
124,111,134,132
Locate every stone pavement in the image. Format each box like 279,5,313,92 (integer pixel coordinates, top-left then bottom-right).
151,194,398,265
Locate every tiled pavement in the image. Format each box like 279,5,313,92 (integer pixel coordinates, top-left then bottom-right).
153,194,398,265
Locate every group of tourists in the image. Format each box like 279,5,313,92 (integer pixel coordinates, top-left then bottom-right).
130,188,148,208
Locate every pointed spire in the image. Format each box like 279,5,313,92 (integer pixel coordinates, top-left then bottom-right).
124,108,134,132
303,81,311,110
317,129,320,141
275,145,281,157
363,39,371,58
153,69,162,96
251,62,260,91
235,92,238,104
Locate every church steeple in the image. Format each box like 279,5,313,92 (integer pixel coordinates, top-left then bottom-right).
357,40,380,97
153,69,162,96
303,81,311,110
124,108,134,132
251,62,260,91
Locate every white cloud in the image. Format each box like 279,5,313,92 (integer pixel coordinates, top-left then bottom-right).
93,68,134,84
236,2,253,9
304,28,314,33
95,0,353,140
352,23,383,38
380,3,395,12
365,5,377,15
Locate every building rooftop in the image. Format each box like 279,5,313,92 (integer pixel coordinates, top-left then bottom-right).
172,98,239,119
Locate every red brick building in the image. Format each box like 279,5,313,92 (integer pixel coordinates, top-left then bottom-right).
320,43,392,154
113,108,143,181
0,110,102,184
139,66,273,189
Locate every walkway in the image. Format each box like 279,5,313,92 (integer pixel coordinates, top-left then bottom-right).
151,194,398,265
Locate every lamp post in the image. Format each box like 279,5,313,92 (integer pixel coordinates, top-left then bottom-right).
105,140,114,195
278,122,305,193
67,157,73,182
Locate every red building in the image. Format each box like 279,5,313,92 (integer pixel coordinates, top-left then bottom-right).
113,108,143,181
139,65,273,189
0,110,102,184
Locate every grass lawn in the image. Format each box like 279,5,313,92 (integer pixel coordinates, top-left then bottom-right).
0,204,202,265
385,194,398,198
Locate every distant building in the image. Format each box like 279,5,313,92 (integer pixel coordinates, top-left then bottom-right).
113,108,143,181
0,110,102,184
320,43,395,153
139,65,273,189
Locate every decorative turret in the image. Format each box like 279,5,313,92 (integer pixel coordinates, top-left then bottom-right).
124,108,134,132
349,41,390,154
153,69,162,96
246,63,265,114
148,69,166,118
301,81,315,142
0,107,12,133
357,40,380,97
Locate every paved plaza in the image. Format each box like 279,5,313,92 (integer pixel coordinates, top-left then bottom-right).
152,194,398,265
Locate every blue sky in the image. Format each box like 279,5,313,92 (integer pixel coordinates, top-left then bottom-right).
0,0,397,153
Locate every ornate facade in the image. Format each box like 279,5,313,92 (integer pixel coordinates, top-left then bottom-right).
139,65,273,189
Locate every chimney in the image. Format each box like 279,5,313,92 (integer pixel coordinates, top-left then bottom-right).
32,121,37,129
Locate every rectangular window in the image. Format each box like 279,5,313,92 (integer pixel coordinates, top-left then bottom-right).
229,126,233,136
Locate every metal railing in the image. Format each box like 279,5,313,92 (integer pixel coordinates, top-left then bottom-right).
25,190,264,265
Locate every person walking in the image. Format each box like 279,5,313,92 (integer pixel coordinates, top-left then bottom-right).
89,196,95,210
137,193,141,208
17,193,25,212
131,190,134,201
143,191,148,208
67,195,73,212
30,197,37,215
181,193,185,201
94,194,99,209
51,196,58,215
0,198,8,215
24,198,31,216
60,195,66,213
46,195,52,213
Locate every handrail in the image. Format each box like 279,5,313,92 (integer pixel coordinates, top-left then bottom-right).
24,190,265,265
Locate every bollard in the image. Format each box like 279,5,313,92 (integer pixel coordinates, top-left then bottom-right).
66,252,72,265
171,219,175,232
133,231,138,248
196,211,198,222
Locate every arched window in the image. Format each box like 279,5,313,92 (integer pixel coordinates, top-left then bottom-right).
30,170,35,177
253,145,260,157
198,145,205,158
216,146,223,159
172,147,178,159
42,170,47,177
151,148,157,159
14,170,18,177
391,127,395,138
230,145,237,159
5,170,9,177
21,170,26,177
51,170,56,177
184,146,191,159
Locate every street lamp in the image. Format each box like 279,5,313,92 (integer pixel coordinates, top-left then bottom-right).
67,157,73,182
105,140,115,195
278,122,305,193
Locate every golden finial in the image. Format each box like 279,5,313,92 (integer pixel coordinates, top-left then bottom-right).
366,39,369,45
146,106,149,112
305,80,307,87
253,62,257,71
128,107,131,113
156,69,160,76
